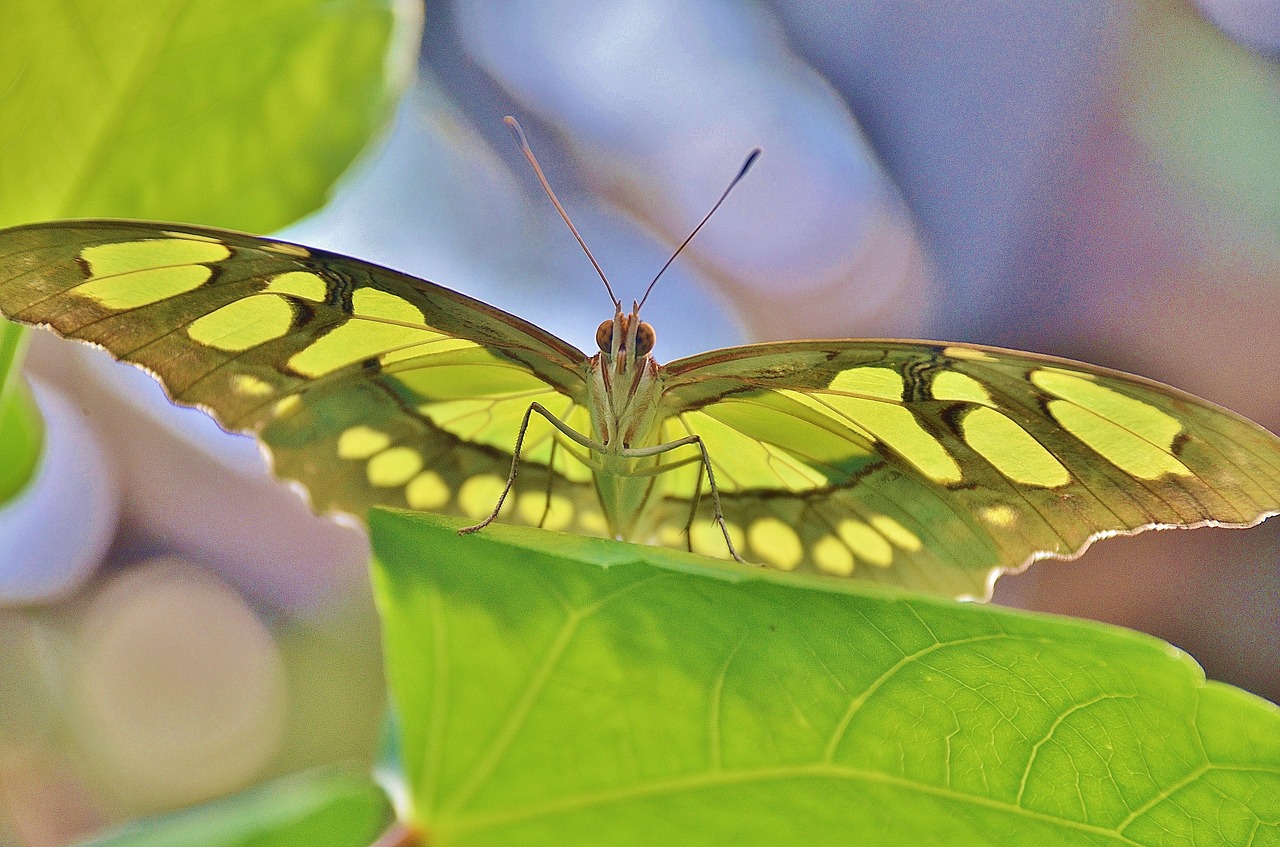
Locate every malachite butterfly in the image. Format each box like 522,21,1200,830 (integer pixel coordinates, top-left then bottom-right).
1,215,1278,599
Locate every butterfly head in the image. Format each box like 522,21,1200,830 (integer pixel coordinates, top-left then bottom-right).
596,304,656,362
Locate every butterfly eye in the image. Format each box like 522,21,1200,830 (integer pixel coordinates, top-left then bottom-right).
634,322,656,356
595,319,615,353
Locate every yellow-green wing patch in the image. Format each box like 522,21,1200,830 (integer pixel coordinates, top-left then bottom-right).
0,219,607,532
264,375,608,538
655,340,1280,598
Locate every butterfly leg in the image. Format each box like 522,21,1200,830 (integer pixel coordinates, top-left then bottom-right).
536,439,561,529
681,460,707,553
459,402,606,535
622,435,745,563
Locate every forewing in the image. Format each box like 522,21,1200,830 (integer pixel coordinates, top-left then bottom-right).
0,219,608,533
654,340,1280,598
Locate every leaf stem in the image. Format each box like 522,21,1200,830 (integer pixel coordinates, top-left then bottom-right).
370,822,424,847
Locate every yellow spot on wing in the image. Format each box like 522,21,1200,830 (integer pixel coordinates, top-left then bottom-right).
424,396,540,448
289,321,443,377
931,370,993,406
869,514,922,552
75,265,212,309
747,517,803,570
516,492,574,530
367,446,423,487
659,525,685,548
980,505,1017,528
943,346,996,361
352,288,425,324
459,475,508,520
187,293,294,352
338,425,391,460
1032,369,1183,451
161,230,223,243
406,471,450,510
232,375,273,397
1047,400,1192,480
828,367,904,401
578,511,609,536
961,406,1071,487
824,396,962,484
274,395,301,416
262,242,310,258
838,520,893,567
382,337,480,367
265,271,326,302
401,352,550,401
757,442,830,490
690,519,743,559
692,399,867,491
81,238,230,276
813,535,854,576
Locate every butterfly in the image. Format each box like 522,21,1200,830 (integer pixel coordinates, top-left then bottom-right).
2,213,1280,600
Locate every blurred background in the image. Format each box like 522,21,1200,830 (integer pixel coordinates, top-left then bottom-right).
1,0,1278,843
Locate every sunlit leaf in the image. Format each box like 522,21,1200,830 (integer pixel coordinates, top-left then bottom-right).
0,0,419,229
372,510,1280,846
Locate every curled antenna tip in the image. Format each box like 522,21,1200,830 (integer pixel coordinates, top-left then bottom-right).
635,146,761,311
503,115,526,144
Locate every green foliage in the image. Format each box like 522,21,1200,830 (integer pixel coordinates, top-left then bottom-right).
77,769,395,847
0,0,417,231
0,319,40,499
0,0,415,501
371,510,1280,846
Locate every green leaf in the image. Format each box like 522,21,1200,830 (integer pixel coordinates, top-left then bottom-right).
371,509,1280,846
78,769,397,847
0,0,417,500
0,0,420,230
0,318,40,501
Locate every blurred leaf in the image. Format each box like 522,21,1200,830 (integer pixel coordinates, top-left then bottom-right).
371,509,1280,846
78,769,396,847
0,0,416,500
0,320,40,500
272,600,387,776
0,0,420,230
1126,1,1280,247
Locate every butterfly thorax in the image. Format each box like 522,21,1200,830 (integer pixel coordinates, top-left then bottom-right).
585,307,667,540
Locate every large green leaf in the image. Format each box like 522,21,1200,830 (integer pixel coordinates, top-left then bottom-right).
371,509,1280,846
0,0,419,230
77,769,396,847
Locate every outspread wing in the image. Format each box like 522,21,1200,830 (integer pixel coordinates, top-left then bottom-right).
0,219,608,535
650,340,1280,598
6,221,1279,599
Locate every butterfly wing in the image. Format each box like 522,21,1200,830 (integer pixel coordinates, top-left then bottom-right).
652,340,1280,597
0,219,608,534
7,221,1279,597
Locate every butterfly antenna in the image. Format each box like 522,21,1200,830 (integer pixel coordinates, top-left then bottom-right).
505,116,620,310
636,147,761,312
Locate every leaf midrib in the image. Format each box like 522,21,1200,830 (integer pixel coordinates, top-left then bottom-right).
441,760,1280,843
440,761,1145,844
